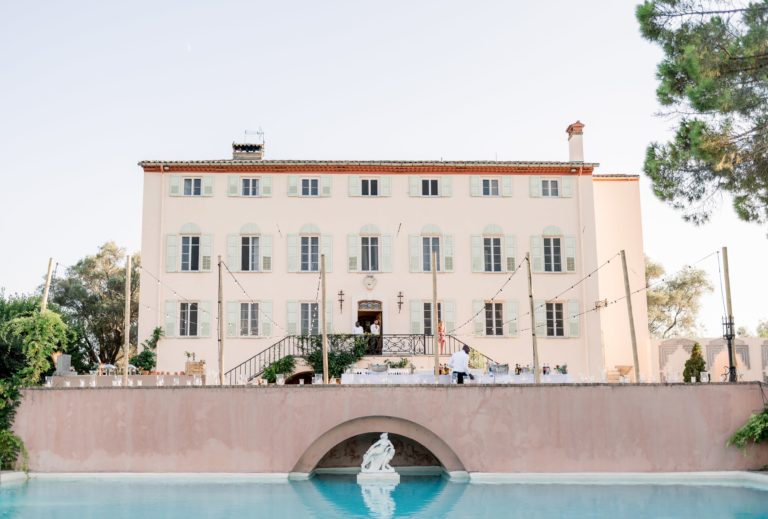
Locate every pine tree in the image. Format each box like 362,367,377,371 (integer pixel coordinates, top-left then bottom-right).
683,343,707,382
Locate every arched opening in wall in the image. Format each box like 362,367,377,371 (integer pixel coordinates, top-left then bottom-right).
315,432,442,474
285,371,314,385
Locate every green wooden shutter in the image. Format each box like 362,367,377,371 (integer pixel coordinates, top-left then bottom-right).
165,235,178,272
227,234,238,271
202,176,214,196
199,301,211,337
227,301,238,337
164,300,177,337
348,176,361,196
443,235,454,272
506,300,518,336
409,176,420,196
261,301,273,337
261,176,272,196
380,176,391,196
347,234,359,272
287,234,298,272
505,235,517,272
325,299,333,334
473,300,484,336
381,234,393,272
470,176,481,196
169,175,180,196
201,235,212,271
410,300,423,333
565,236,577,272
286,301,298,335
321,234,333,272
561,176,573,198
409,235,420,272
321,176,332,197
440,176,452,197
444,300,456,334
261,235,272,272
471,234,483,272
529,176,542,197
530,236,543,272
502,176,513,197
228,176,239,196
287,176,298,196
568,299,580,337
534,299,546,337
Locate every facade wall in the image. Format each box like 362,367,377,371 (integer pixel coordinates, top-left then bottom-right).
652,337,768,382
137,155,647,381
15,384,768,473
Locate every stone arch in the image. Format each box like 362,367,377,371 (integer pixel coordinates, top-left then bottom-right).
658,338,697,371
291,415,465,473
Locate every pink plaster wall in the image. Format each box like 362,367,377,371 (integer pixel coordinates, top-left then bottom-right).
14,384,768,473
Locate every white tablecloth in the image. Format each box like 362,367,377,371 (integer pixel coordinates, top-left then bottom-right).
340,372,571,385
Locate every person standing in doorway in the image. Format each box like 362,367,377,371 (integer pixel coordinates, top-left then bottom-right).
353,321,364,335
370,319,381,354
448,345,472,384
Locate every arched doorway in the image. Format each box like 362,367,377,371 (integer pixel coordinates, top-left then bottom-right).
316,432,440,471
358,300,382,355
286,371,314,385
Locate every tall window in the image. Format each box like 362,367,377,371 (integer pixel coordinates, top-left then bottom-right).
240,302,259,336
546,302,564,337
422,237,441,272
179,302,198,336
544,237,562,272
423,302,442,335
483,237,502,272
421,179,439,196
300,302,319,335
542,179,559,197
482,179,499,196
241,236,260,271
183,177,202,196
301,178,319,196
361,236,379,271
485,302,503,336
301,236,319,272
181,236,200,271
362,179,379,196
241,178,260,196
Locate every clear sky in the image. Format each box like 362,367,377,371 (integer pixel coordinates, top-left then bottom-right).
1,0,765,335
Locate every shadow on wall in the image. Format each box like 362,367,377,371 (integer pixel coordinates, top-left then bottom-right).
316,432,440,468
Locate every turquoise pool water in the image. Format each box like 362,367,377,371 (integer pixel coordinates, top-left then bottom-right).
1,475,767,518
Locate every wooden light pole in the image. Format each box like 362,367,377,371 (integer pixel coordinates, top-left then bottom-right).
620,250,640,383
526,253,540,384
122,255,132,386
432,250,439,381
722,246,736,382
218,255,225,385
321,254,329,384
41,258,54,312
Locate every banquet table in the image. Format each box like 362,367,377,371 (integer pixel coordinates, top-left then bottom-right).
340,371,571,385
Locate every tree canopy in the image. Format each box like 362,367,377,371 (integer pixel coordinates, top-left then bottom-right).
50,242,139,367
637,1,768,226
646,256,713,337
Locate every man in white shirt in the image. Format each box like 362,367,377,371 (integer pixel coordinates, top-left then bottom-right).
353,321,364,335
369,319,381,354
448,345,472,384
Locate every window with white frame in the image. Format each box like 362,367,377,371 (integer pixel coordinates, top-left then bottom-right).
180,236,200,271
543,237,562,272
240,302,259,336
241,236,260,271
301,178,319,197
542,178,559,197
361,236,379,272
241,177,260,197
300,302,319,335
546,302,565,337
422,236,441,272
484,237,502,272
423,302,442,335
421,179,439,196
183,177,202,196
482,178,500,196
179,302,199,336
361,178,379,196
300,236,319,272
485,302,503,336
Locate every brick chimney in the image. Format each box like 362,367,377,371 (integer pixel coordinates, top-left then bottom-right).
566,121,584,162
232,142,264,161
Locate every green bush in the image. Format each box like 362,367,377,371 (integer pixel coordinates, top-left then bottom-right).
728,406,768,453
304,335,368,379
683,343,706,382
262,355,296,383
0,429,28,471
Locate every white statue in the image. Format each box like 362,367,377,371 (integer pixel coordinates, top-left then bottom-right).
361,433,396,473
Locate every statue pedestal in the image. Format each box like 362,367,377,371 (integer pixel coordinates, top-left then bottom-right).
357,471,400,485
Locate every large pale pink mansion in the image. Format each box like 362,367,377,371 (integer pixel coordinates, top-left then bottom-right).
137,122,651,381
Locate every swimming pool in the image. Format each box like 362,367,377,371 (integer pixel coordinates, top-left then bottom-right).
1,474,767,518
